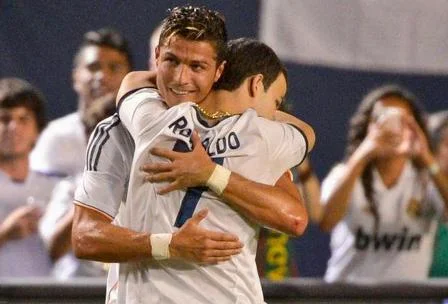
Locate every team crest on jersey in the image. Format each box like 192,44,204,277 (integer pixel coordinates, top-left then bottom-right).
406,198,423,218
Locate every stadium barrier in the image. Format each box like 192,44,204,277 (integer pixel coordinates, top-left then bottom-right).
1,278,448,303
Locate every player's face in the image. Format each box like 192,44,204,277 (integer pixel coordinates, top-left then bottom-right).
253,72,287,120
155,36,225,107
73,45,130,109
0,106,39,159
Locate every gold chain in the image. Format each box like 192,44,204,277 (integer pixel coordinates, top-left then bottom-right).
195,105,231,120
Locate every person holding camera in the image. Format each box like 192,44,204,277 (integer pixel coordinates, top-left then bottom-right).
319,84,448,282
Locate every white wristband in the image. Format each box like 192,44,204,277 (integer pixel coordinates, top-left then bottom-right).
428,162,441,176
150,233,172,260
206,165,231,195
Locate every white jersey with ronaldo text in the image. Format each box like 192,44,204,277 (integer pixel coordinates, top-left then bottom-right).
118,88,307,304
322,162,443,283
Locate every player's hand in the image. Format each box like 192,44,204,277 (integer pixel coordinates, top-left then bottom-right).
0,205,41,241
169,209,243,264
141,131,216,194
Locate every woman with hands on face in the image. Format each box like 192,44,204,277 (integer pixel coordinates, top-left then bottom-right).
319,84,448,283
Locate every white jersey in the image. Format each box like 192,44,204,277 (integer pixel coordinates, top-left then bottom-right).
322,162,443,283
73,113,134,301
31,112,86,177
0,170,61,277
74,113,134,218
117,88,307,304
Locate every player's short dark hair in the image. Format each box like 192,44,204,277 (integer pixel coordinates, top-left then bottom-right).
73,27,133,69
159,5,227,65
0,78,47,132
214,38,287,92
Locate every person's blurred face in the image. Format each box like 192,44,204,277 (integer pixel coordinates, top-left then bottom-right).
0,106,39,159
155,36,224,107
371,96,414,134
436,126,448,175
253,72,287,120
374,96,414,119
73,45,130,110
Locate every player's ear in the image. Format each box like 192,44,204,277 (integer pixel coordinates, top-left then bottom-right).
249,74,264,97
72,67,81,94
155,46,161,67
214,60,226,83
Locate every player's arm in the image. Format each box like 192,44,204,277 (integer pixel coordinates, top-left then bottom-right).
295,158,322,223
72,203,243,263
142,132,309,237
222,169,308,236
116,71,157,106
274,110,315,152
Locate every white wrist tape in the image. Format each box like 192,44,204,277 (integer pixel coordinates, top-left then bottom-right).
150,233,172,260
206,165,231,195
428,162,441,176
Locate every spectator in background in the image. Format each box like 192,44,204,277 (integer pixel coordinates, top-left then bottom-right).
39,94,116,279
319,84,448,282
428,110,448,277
0,77,61,277
30,27,132,177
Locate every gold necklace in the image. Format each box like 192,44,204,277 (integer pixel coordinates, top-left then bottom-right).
195,105,231,120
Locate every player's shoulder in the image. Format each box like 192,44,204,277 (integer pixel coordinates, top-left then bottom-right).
88,114,132,148
120,87,164,106
239,109,300,133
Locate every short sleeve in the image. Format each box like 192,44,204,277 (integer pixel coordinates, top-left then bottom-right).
118,88,167,139
74,170,125,218
74,117,133,218
263,120,308,169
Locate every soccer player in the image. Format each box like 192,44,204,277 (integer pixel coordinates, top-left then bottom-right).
112,37,309,303
0,78,61,276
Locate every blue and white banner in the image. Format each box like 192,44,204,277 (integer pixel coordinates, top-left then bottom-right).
259,0,448,74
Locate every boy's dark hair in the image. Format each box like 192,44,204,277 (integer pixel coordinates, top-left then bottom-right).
0,78,47,132
214,38,287,92
73,27,133,68
159,6,227,65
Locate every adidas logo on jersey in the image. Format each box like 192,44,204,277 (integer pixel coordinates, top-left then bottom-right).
355,227,421,251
